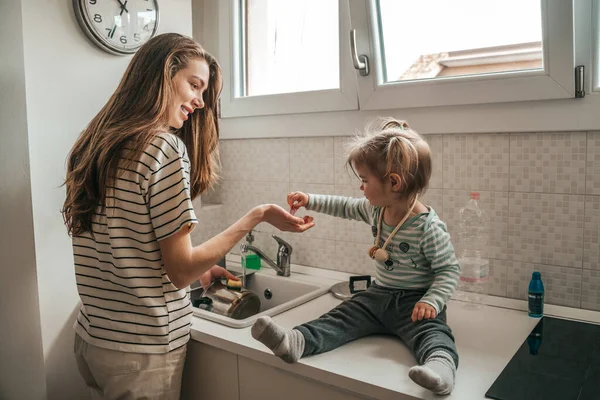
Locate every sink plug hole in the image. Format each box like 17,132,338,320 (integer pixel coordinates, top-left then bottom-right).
264,288,273,300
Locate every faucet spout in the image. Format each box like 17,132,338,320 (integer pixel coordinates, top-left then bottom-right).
240,234,292,277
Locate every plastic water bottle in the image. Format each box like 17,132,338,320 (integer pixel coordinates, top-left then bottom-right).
528,271,544,318
454,192,490,307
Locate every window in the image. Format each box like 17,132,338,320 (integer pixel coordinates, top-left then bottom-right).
218,0,576,118
377,0,543,83
245,0,339,96
218,0,358,117
352,0,575,110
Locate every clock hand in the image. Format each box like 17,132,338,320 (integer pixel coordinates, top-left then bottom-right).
117,0,129,15
105,24,117,39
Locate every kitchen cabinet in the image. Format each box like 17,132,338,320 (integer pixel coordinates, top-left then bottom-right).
182,341,370,400
181,341,239,400
237,356,369,400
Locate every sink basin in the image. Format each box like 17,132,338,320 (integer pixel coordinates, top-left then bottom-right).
191,270,330,328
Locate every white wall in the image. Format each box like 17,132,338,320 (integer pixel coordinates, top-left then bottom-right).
0,1,193,398
0,1,47,399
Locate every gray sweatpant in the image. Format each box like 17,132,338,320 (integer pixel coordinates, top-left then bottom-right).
295,283,459,367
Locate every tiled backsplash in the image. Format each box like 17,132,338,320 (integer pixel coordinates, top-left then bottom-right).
191,131,600,311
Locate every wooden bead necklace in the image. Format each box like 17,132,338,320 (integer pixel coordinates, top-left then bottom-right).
368,197,418,263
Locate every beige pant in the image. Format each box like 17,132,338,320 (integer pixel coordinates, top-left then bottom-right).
74,333,187,400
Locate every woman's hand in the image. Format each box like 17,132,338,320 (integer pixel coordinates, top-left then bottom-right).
257,204,314,232
287,192,310,215
411,302,437,322
199,266,238,289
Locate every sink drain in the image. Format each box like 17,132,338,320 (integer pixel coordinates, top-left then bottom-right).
264,288,273,300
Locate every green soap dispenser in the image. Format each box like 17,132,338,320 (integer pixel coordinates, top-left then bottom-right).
241,230,261,270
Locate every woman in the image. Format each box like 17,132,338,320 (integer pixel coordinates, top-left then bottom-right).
62,33,314,399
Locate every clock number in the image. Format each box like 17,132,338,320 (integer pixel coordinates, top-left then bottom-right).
93,14,102,23
143,24,150,32
133,33,141,42
89,0,97,4
120,35,128,44
105,25,116,39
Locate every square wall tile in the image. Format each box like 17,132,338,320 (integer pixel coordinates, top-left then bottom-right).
334,136,357,186
488,259,507,297
288,235,336,269
200,185,221,205
510,132,586,194
220,139,289,182
290,137,334,184
426,135,444,189
508,193,584,268
333,185,374,245
289,184,336,241
191,197,202,212
334,241,374,275
581,269,600,311
506,261,581,308
422,188,443,221
443,190,509,261
587,131,600,195
443,133,509,191
191,204,224,246
220,180,289,234
584,196,600,270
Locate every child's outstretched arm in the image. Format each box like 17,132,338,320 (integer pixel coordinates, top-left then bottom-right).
414,219,461,320
288,191,372,224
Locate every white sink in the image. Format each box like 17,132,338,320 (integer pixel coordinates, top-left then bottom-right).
191,269,330,328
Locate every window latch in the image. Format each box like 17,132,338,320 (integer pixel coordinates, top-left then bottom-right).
575,65,585,99
350,29,370,76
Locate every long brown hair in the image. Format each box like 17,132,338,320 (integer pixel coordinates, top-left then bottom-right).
346,117,432,207
62,33,222,236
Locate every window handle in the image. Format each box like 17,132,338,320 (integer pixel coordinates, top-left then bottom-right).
350,29,370,76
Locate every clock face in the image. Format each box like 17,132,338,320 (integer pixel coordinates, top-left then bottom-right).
74,0,159,55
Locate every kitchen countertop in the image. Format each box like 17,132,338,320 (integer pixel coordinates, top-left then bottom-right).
189,261,600,400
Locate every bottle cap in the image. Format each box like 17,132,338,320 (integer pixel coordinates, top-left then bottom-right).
532,271,541,280
470,192,480,200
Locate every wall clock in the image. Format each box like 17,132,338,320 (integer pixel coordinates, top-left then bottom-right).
73,0,159,56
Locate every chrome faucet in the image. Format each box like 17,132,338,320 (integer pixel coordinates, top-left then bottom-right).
240,234,293,277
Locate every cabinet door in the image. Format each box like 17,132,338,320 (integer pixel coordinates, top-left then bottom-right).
181,341,239,400
238,357,370,400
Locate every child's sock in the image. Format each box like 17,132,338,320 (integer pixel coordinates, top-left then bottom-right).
408,351,456,395
251,316,305,363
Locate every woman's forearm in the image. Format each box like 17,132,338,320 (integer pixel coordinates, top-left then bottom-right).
162,206,265,288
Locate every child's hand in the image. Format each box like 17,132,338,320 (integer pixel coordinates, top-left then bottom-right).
411,302,437,322
287,191,309,215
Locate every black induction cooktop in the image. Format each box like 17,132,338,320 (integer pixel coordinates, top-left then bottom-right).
486,316,600,400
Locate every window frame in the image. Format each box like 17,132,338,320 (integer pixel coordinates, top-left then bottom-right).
206,0,600,139
350,0,576,111
217,0,359,118
593,0,600,92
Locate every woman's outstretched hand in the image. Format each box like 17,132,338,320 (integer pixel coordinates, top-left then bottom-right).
257,204,314,232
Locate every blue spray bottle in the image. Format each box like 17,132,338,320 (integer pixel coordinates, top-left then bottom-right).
528,271,544,318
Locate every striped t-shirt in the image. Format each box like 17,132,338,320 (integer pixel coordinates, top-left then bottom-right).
307,194,460,312
73,132,198,354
